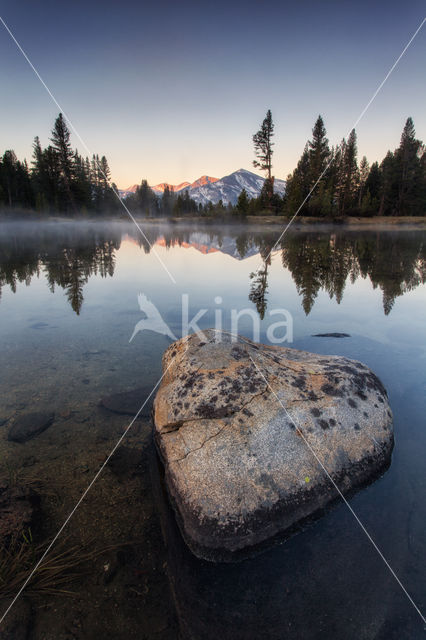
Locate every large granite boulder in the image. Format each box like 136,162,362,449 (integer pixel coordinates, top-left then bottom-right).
153,330,393,561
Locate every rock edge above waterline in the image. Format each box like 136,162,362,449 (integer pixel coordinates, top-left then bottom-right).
153,330,393,562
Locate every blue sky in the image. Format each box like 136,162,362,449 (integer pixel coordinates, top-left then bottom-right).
0,0,425,188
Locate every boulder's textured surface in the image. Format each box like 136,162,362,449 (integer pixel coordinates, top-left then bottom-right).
153,330,393,561
7,412,54,443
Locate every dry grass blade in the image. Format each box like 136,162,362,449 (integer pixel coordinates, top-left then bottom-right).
0,532,137,599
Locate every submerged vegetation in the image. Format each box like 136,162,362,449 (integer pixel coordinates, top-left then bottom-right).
0,113,425,218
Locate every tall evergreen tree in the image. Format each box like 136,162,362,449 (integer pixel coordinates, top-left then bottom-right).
397,117,424,215
338,128,358,215
308,115,330,186
358,155,369,207
236,188,249,216
1,150,18,207
284,144,310,216
253,109,274,180
50,113,76,212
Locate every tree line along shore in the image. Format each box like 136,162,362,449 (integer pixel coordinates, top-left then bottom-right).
0,112,425,220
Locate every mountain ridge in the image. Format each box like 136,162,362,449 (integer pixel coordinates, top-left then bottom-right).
119,169,285,205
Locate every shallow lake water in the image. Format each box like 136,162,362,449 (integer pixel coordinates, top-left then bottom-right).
0,220,425,639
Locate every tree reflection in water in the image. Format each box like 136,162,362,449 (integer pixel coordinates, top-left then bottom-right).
0,223,425,317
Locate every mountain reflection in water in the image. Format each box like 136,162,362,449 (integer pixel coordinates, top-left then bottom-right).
0,221,425,316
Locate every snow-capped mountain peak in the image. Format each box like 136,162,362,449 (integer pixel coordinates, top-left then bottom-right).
119,169,285,204
186,169,286,205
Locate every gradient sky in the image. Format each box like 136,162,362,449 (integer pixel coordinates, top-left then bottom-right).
0,1,425,188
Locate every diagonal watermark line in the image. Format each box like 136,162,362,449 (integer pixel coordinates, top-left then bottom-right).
0,15,177,285
247,351,426,626
0,350,181,626
256,15,426,272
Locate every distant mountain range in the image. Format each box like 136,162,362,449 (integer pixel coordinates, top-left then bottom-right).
119,169,286,205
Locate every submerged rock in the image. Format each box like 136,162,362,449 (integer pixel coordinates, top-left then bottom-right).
312,333,350,338
153,330,393,562
7,412,54,443
100,387,153,417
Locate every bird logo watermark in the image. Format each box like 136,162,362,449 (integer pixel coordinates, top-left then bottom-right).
129,294,177,342
130,293,293,344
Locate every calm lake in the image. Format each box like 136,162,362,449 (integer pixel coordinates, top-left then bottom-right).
0,220,425,639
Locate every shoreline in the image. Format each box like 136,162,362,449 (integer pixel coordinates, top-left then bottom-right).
1,212,426,230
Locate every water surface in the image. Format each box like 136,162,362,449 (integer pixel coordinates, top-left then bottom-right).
0,220,425,639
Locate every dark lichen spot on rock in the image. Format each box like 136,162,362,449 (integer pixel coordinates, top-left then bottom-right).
378,396,384,403
348,398,357,408
321,384,343,397
363,411,369,418
356,391,368,401
329,418,336,426
183,377,196,390
231,346,245,361
232,380,243,392
310,408,322,417
242,408,254,417
196,403,230,419
338,365,359,376
318,419,329,430
292,376,307,390
354,423,360,431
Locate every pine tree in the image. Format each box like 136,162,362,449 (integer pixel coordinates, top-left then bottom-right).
284,144,311,216
2,150,18,207
236,188,249,216
397,117,424,215
358,156,370,207
162,185,174,216
253,110,274,180
308,115,330,186
339,129,358,215
379,151,399,216
50,113,76,212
